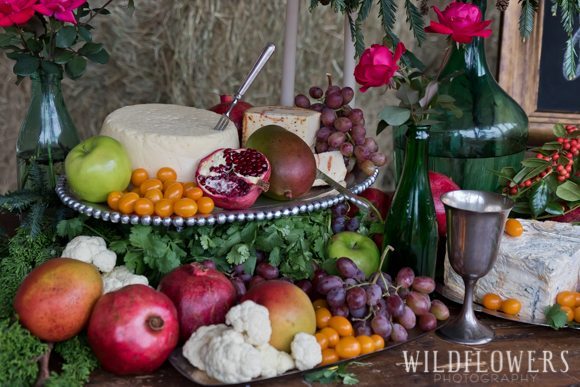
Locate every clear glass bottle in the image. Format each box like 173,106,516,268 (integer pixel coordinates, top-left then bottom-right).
16,70,80,190
394,0,528,192
383,125,439,278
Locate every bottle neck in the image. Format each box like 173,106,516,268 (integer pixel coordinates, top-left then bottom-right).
401,125,430,175
31,71,64,100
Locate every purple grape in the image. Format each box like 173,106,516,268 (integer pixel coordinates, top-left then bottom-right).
330,304,349,317
363,137,379,153
346,287,367,309
201,259,216,270
398,286,410,300
316,126,333,141
316,275,343,295
391,323,408,342
315,141,329,153
336,257,358,279
310,102,324,112
325,92,343,109
295,279,313,296
371,315,392,338
350,306,368,319
309,86,323,99
412,276,436,294
341,105,352,116
344,278,358,287
230,277,246,298
353,320,372,336
406,291,431,316
326,286,346,308
348,108,364,124
373,272,392,293
418,313,437,331
397,305,416,330
334,117,353,132
239,273,252,283
346,217,360,232
294,94,310,108
354,145,371,161
341,87,354,104
321,108,337,126
248,275,265,289
353,269,366,282
256,262,279,280
326,85,341,95
332,219,346,234
312,268,326,287
385,294,405,318
396,267,415,288
234,264,245,276
328,131,346,147
332,202,349,216
255,250,266,263
340,142,354,157
430,300,450,320
365,284,382,306
373,298,390,319
370,152,388,167
351,124,366,137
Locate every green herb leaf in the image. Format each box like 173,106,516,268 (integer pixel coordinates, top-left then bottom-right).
56,216,86,239
556,181,580,201
378,106,411,126
529,180,550,218
545,304,568,330
55,26,77,48
225,243,251,265
305,362,361,385
65,56,87,79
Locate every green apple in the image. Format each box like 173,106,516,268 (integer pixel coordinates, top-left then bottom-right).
326,231,380,278
65,136,132,203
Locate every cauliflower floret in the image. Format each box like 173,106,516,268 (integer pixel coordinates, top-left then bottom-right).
258,343,296,378
62,236,116,273
204,330,262,384
102,265,149,294
182,324,229,371
225,300,271,346
290,333,322,371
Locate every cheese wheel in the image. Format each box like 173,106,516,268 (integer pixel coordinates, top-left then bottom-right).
313,151,347,187
100,104,239,181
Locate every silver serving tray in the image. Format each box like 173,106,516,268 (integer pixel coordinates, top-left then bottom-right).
55,169,377,228
169,321,445,386
437,285,580,330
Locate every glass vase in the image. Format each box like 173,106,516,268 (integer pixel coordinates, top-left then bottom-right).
394,0,528,192
383,125,439,278
16,71,80,191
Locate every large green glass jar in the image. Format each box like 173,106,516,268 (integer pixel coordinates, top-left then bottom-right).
16,71,80,190
394,0,528,192
383,125,438,278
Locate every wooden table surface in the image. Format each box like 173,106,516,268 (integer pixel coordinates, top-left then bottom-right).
88,312,580,387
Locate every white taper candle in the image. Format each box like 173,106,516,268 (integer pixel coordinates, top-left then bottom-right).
280,0,300,106
343,14,356,107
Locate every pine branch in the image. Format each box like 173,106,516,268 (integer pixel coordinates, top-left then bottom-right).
563,37,577,80
518,0,538,40
348,15,366,57
404,0,426,45
356,0,373,22
558,0,575,35
332,0,348,13
309,0,321,11
378,0,398,36
0,190,42,212
21,202,47,238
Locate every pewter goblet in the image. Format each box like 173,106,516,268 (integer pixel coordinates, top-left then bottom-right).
437,190,513,345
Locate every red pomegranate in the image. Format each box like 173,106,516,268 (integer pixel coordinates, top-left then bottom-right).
429,171,460,236
209,95,253,142
87,284,179,375
196,148,271,210
158,263,237,342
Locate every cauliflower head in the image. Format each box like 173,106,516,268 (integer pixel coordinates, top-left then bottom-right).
290,333,322,371
258,343,295,378
225,300,271,346
62,236,116,273
182,324,229,371
102,265,149,294
204,330,262,384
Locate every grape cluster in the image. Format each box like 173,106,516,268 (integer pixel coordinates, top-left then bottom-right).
302,258,449,342
294,77,388,175
227,252,291,298
330,202,360,233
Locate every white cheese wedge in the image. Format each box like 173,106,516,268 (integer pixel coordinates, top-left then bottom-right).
313,151,347,187
242,106,320,148
100,104,239,182
444,219,580,322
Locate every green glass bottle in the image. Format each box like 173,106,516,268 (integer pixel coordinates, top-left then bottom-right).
383,125,438,278
16,70,80,190
394,0,528,192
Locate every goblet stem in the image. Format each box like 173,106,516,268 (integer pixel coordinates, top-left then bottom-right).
459,277,477,324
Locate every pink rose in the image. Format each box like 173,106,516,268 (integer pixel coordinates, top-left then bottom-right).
424,2,492,44
0,0,37,27
34,0,86,24
354,42,405,93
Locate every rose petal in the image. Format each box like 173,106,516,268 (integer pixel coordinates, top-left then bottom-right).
0,15,14,27
9,7,34,24
54,10,77,24
425,21,454,35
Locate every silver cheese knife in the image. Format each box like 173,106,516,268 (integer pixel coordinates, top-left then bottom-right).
316,169,371,212
213,43,276,131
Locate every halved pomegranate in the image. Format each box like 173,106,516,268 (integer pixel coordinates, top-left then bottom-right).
196,148,270,210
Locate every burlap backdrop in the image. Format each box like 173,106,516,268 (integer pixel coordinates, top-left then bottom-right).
0,0,499,193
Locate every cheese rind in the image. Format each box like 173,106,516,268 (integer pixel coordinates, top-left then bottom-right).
313,151,347,187
100,104,239,181
444,219,580,322
242,106,320,148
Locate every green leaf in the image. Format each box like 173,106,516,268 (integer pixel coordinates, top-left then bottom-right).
53,49,75,64
553,123,567,137
529,180,550,218
376,120,388,136
77,26,92,42
65,56,87,79
512,201,532,215
521,158,550,168
40,61,62,75
545,202,565,215
56,217,86,239
519,0,538,40
85,48,109,64
55,26,77,48
556,181,580,201
13,55,39,76
225,243,250,265
0,33,21,47
404,0,425,45
545,304,568,330
436,94,455,103
77,42,103,56
378,106,411,126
